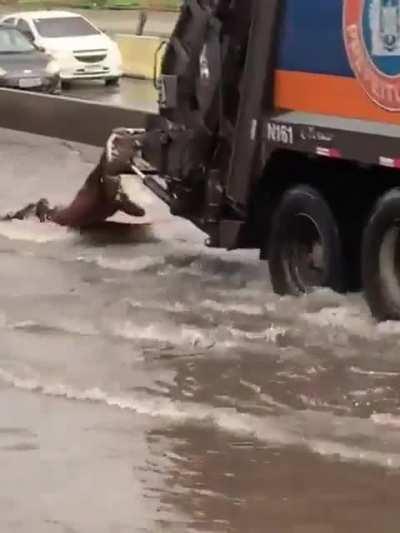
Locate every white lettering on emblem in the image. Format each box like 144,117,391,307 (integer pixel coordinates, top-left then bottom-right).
267,123,294,145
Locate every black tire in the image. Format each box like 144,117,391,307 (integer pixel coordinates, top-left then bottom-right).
105,77,120,87
362,188,400,321
48,80,62,95
267,185,346,296
61,80,72,90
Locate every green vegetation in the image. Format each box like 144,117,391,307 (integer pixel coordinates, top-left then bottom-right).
0,0,180,10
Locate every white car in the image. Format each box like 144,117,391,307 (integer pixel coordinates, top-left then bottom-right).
0,11,122,86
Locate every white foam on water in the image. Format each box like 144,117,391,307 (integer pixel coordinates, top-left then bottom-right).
377,321,400,336
11,320,41,329
157,260,224,280
301,306,371,335
229,325,287,344
110,318,288,351
200,300,263,316
308,440,400,469
298,394,353,414
0,306,235,350
78,253,166,273
9,319,99,338
0,306,100,339
127,299,189,314
239,379,291,412
0,219,74,244
371,413,400,428
110,320,216,350
1,366,399,470
300,304,400,342
350,366,400,378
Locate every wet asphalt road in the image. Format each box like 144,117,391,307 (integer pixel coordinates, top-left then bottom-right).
0,6,164,112
1,127,400,532
65,77,159,114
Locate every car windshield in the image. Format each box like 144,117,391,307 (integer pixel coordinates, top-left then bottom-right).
33,16,100,38
0,28,35,53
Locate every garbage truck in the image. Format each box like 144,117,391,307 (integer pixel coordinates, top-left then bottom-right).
7,0,400,322
123,0,400,322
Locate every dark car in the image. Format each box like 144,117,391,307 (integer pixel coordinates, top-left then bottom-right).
0,24,60,93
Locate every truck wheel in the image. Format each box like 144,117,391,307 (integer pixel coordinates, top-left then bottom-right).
362,188,400,321
267,186,346,296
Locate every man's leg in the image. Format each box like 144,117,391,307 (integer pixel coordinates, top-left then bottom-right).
1,202,39,221
35,199,52,222
116,191,146,217
101,172,146,218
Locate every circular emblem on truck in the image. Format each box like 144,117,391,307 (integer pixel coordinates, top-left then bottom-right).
344,0,400,110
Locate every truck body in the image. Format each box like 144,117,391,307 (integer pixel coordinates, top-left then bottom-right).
137,0,400,320
276,0,400,125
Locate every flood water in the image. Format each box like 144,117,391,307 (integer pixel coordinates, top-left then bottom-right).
1,127,400,532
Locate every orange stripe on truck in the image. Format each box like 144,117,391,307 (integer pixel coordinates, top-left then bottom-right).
274,70,400,126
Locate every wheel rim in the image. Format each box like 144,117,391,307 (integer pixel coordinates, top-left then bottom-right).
379,223,400,306
282,213,326,293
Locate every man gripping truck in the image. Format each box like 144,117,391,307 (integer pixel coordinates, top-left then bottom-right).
2,129,147,227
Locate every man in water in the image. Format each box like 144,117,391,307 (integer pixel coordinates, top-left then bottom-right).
2,128,146,228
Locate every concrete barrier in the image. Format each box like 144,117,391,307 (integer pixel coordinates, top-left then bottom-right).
116,34,166,80
0,88,155,146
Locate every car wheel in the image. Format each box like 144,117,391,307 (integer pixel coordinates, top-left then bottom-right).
267,185,346,296
49,80,62,95
61,80,72,90
105,77,120,87
362,188,400,321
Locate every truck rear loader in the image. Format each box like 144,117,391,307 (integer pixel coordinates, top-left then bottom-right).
123,0,400,321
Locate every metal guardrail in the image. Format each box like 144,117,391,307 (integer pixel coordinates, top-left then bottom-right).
0,89,156,147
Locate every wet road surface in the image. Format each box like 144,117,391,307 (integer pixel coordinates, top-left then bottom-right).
0,6,164,112
1,127,400,532
0,8,177,38
65,77,158,113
